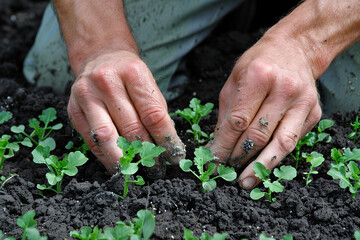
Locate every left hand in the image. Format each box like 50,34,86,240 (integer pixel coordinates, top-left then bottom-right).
209,33,322,189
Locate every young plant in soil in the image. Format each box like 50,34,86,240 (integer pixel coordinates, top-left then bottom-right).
257,232,293,240
348,116,360,144
302,151,325,187
10,107,63,151
117,136,165,199
327,147,360,198
179,146,237,192
0,210,47,240
31,145,88,193
0,173,18,191
0,111,12,124
70,209,155,240
250,162,296,202
175,98,214,143
65,135,90,156
290,119,333,169
183,228,227,240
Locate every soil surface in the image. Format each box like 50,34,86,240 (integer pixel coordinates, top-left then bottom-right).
1,1,360,240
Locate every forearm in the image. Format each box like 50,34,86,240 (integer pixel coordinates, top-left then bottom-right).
53,0,138,75
262,0,360,79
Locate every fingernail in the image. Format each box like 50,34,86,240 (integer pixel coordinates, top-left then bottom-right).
240,177,256,189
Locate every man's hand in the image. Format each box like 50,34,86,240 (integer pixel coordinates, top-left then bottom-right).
53,0,185,176
210,0,360,189
67,51,185,175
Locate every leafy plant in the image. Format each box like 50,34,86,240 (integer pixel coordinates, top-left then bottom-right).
0,134,20,170
348,116,360,144
70,209,155,240
0,111,12,125
10,107,63,150
327,148,360,198
31,145,88,193
250,162,296,202
179,146,237,192
117,136,165,199
0,210,47,240
290,119,333,169
175,98,214,143
183,228,228,240
302,151,325,186
0,173,18,191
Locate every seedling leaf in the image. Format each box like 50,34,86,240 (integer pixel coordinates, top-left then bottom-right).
0,111,12,124
318,119,334,132
273,165,297,180
253,162,271,180
250,188,266,200
180,159,193,172
39,107,57,124
139,142,165,167
203,179,217,192
217,165,237,181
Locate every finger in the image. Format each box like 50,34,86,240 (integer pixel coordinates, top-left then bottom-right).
122,61,186,164
238,104,313,189
227,82,315,168
209,63,273,161
67,93,121,174
71,79,126,174
299,102,322,139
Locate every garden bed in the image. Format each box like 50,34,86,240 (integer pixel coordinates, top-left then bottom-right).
0,1,360,239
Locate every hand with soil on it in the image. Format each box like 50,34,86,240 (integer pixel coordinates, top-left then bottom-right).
54,0,185,176
208,0,360,189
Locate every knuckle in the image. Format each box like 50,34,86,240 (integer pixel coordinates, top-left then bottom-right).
91,66,117,92
279,77,302,100
226,111,250,133
91,124,116,145
121,120,146,139
277,132,298,154
141,105,168,130
72,79,91,101
246,128,271,149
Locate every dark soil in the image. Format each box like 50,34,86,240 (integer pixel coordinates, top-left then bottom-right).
1,1,360,240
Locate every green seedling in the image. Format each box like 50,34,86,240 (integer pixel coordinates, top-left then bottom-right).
348,116,360,144
176,98,214,143
290,119,333,169
302,151,325,186
32,145,88,193
10,107,63,150
179,146,237,192
117,136,165,199
327,147,360,199
0,135,20,170
355,230,360,240
70,209,155,240
0,173,18,191
183,228,228,240
0,210,47,240
250,162,296,202
0,111,12,124
65,135,90,156
258,233,293,240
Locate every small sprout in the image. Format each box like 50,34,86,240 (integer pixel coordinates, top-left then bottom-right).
179,146,236,192
32,145,88,193
0,135,20,170
302,151,324,186
65,135,90,156
355,230,360,240
0,173,18,191
348,116,360,144
327,147,360,199
117,136,165,199
10,107,63,150
175,98,214,144
250,162,296,202
0,210,47,240
290,119,333,169
0,111,12,124
183,228,228,240
70,209,155,240
259,232,293,240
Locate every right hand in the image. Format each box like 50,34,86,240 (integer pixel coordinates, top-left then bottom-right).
67,50,185,176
